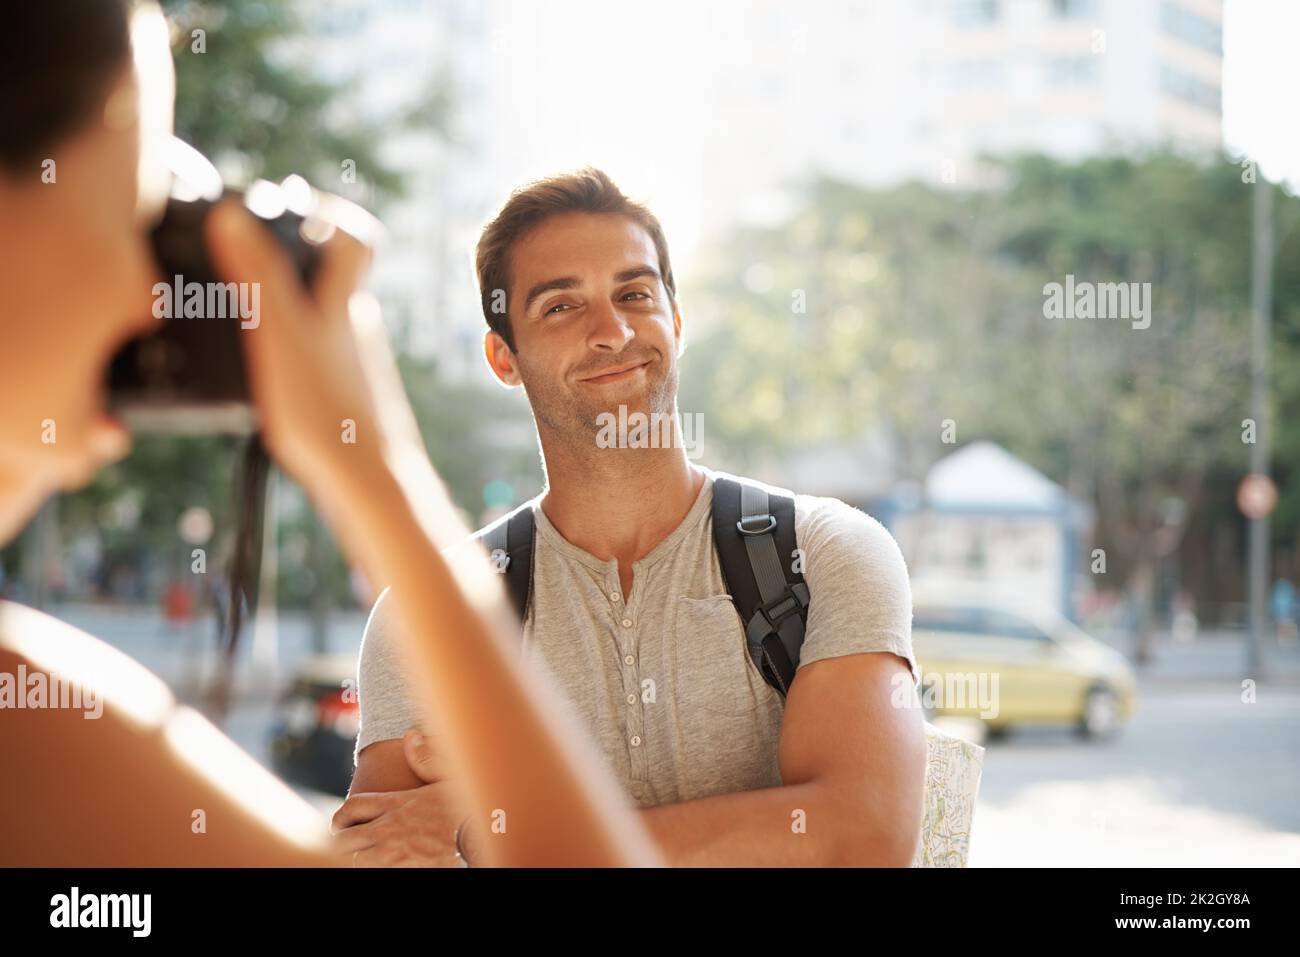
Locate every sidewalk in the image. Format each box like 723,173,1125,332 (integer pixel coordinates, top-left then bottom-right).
1127,628,1300,687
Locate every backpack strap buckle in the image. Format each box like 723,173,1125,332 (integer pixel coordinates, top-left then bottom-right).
745,582,810,643
737,513,777,536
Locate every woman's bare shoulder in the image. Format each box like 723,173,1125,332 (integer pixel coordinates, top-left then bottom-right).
0,600,175,725
0,600,337,866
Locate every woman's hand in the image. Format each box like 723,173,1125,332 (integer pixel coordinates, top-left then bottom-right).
205,197,423,500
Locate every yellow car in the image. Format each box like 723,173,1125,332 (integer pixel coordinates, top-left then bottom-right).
910,583,1138,739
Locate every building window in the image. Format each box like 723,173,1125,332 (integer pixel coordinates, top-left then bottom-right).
1160,1,1222,55
1159,63,1221,111
1044,55,1100,86
946,59,1008,90
950,0,1000,27
1051,0,1098,18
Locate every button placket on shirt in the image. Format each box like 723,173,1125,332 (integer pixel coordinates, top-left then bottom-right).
608,558,649,778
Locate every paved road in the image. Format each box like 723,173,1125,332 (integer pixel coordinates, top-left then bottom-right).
965,680,1300,866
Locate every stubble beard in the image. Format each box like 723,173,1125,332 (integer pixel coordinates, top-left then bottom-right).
519,349,680,456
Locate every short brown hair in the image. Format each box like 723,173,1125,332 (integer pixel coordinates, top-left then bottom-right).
474,167,677,352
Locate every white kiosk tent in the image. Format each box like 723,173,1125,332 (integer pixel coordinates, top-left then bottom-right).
888,441,1095,622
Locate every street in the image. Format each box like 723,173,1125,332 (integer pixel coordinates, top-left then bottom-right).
967,634,1300,867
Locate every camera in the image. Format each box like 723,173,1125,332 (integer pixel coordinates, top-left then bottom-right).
107,138,347,434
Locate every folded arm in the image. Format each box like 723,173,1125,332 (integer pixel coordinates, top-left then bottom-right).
348,649,925,866
637,651,925,866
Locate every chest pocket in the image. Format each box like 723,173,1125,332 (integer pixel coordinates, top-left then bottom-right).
671,595,776,717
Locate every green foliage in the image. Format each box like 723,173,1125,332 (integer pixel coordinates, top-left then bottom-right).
682,151,1300,585
160,0,404,199
397,354,544,516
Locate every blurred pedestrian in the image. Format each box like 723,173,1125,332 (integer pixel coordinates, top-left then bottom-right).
1272,578,1297,644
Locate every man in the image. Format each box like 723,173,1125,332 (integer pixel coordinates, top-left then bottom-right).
332,169,926,866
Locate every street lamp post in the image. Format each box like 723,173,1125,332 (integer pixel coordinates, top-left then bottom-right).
1247,175,1274,679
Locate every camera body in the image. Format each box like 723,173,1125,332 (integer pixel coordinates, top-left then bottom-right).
107,187,320,434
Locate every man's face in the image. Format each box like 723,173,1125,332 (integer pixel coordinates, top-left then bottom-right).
487,212,681,446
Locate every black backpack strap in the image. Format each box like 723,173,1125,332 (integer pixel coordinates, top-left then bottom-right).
472,502,536,625
712,476,809,698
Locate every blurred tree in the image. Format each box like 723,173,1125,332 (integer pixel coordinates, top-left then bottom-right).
161,0,404,199
397,353,544,518
1265,196,1300,580
682,152,1300,658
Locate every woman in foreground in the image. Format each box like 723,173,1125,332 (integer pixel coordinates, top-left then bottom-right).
0,0,661,868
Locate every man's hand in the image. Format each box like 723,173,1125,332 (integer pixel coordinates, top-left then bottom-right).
331,730,470,867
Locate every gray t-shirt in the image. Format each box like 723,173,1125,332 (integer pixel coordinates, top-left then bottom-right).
354,467,917,808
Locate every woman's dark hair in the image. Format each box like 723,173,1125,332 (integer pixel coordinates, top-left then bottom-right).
0,0,134,172
225,437,271,660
